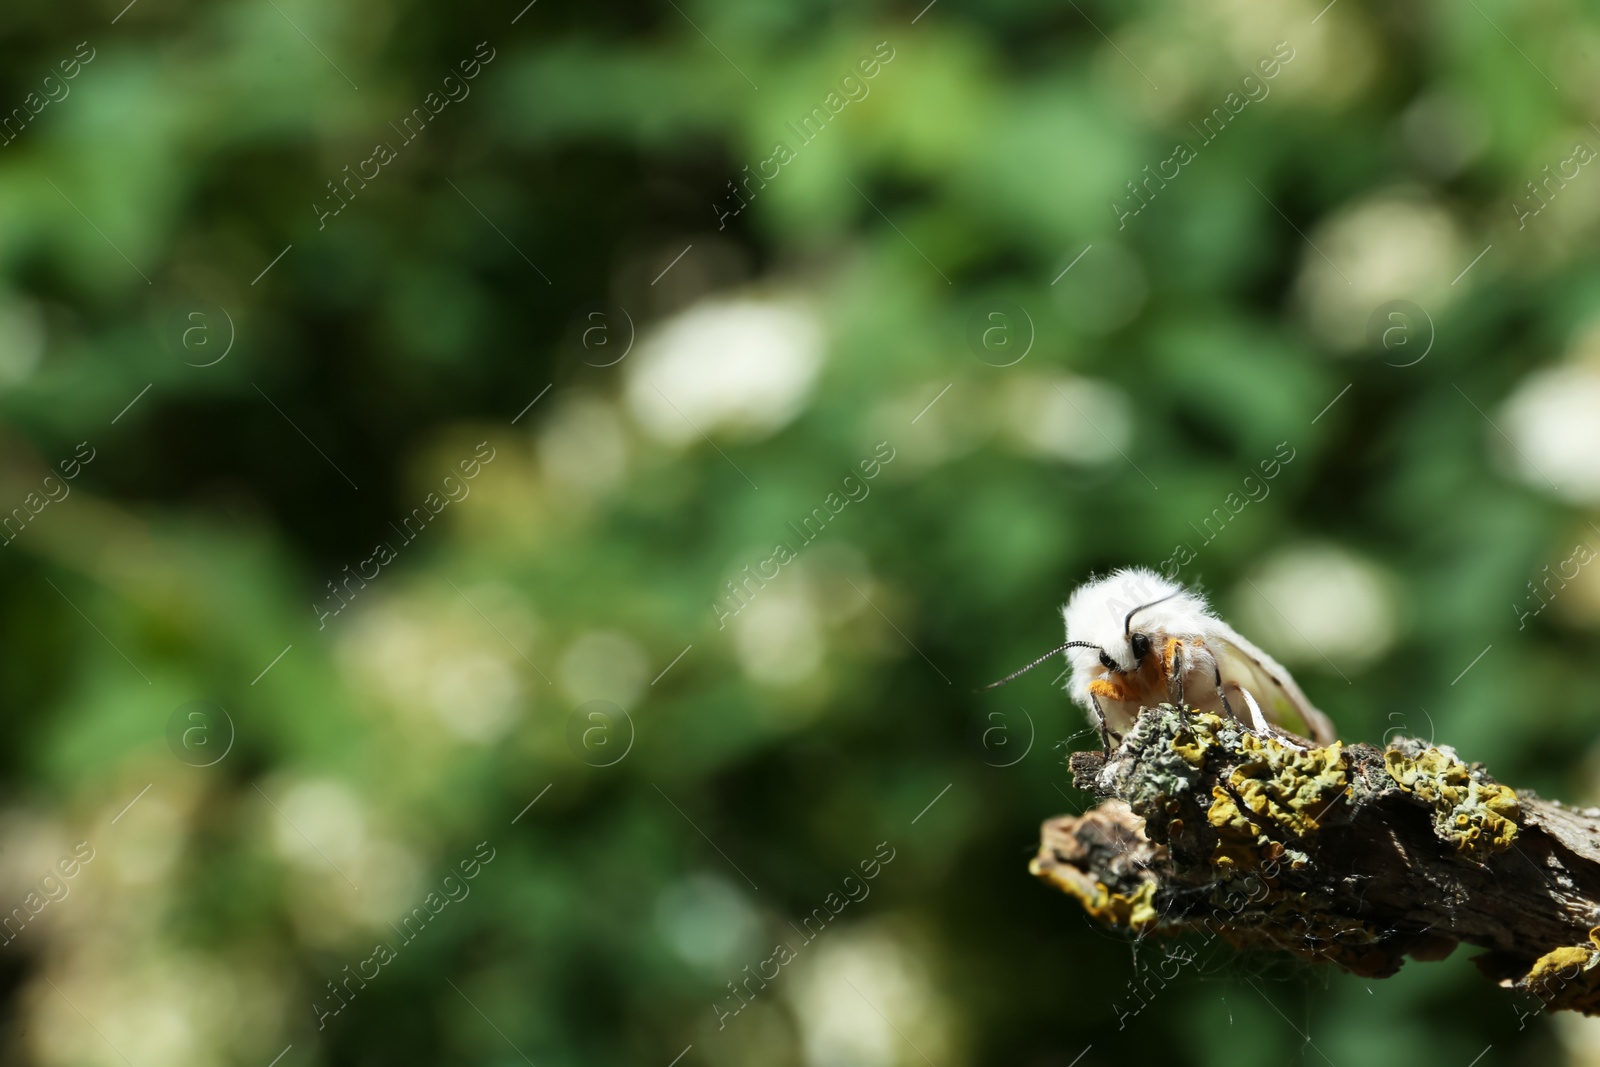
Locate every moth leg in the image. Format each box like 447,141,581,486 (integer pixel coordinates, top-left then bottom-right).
1088,678,1132,752
1211,662,1236,720
1163,638,1186,710
1089,691,1112,754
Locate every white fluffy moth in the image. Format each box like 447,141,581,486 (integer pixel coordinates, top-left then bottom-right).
985,566,1335,751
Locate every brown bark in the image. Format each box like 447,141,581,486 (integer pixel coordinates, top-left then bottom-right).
1031,705,1600,1015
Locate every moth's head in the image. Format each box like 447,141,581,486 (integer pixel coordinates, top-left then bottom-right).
1125,631,1153,666
978,567,1199,693
1075,630,1150,675
1063,567,1193,674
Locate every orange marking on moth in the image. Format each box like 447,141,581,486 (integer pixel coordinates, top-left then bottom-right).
1088,678,1131,702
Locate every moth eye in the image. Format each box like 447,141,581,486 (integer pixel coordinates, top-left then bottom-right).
1098,651,1116,670
1130,633,1151,660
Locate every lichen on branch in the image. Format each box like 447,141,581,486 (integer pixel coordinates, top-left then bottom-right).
1032,706,1600,1014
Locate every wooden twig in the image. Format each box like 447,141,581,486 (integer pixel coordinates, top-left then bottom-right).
1031,706,1600,1015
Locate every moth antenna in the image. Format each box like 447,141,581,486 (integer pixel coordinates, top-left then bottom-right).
1124,589,1183,635
979,641,1100,691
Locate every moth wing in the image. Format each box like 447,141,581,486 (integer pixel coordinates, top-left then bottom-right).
1205,624,1336,745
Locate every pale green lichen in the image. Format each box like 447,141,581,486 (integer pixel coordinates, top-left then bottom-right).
1114,706,1226,816
1384,745,1519,856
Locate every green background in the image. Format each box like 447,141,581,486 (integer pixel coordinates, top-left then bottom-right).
0,0,1595,1064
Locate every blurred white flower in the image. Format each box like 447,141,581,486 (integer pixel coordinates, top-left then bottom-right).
787,925,949,1067
337,591,544,742
269,779,366,870
1295,192,1464,351
1214,0,1377,104
109,793,182,886
872,383,986,474
1557,1013,1600,1067
340,603,430,701
559,629,649,708
350,837,423,926
30,952,278,1067
624,296,824,445
654,873,761,973
1126,0,1376,117
733,586,823,686
428,651,522,742
1233,545,1399,669
1499,359,1600,505
0,812,76,902
537,393,630,498
997,373,1132,465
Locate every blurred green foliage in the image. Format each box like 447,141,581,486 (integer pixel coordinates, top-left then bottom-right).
0,0,1597,1064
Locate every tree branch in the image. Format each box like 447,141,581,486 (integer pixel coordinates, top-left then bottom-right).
1031,706,1600,1015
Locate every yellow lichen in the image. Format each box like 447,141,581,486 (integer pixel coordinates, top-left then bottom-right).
1201,726,1347,870
1520,929,1600,1013
1104,880,1159,931
1030,860,1161,933
1230,733,1347,837
1207,784,1271,869
1171,727,1215,768
1384,747,1520,856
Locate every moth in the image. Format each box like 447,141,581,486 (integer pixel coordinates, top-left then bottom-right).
986,567,1335,751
